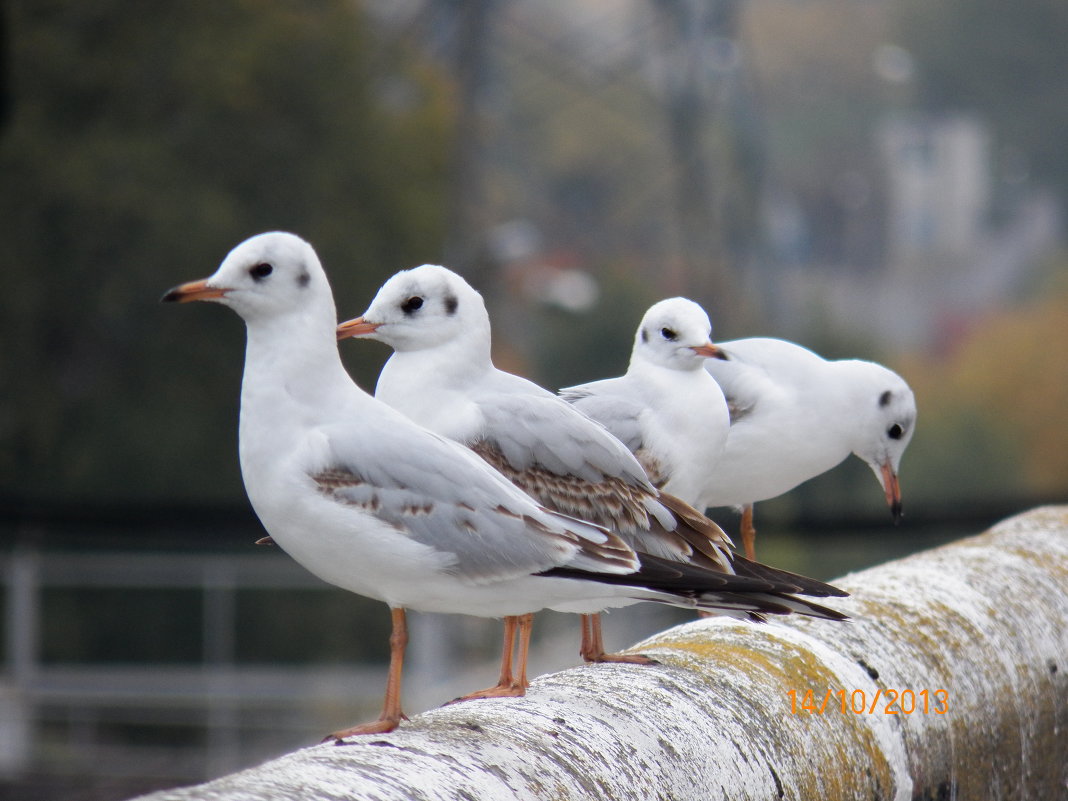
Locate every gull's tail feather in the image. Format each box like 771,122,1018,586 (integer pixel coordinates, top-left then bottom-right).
539,551,849,622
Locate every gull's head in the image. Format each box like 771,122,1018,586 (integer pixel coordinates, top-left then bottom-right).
631,297,726,371
162,232,334,327
336,264,488,354
848,362,917,522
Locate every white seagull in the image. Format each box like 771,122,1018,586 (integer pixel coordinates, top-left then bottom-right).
559,297,732,513
337,267,845,666
698,337,917,559
163,235,847,740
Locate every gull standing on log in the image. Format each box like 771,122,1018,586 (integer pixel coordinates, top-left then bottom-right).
700,337,917,559
560,297,733,513
337,266,844,668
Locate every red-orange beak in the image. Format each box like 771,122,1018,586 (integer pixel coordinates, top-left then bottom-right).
336,316,382,341
161,279,228,304
691,342,728,360
880,461,903,523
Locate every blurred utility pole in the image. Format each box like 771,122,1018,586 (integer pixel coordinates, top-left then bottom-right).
443,0,495,288
0,3,10,131
651,0,741,313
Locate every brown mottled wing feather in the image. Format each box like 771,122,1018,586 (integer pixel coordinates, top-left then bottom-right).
470,437,656,533
468,391,734,567
725,395,756,424
633,447,668,489
654,491,735,568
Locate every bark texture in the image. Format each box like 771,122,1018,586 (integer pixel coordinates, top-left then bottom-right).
134,506,1068,801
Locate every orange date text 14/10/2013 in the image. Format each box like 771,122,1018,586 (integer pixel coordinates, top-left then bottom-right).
787,688,949,715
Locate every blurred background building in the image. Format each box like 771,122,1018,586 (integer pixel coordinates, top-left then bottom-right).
2,0,1066,798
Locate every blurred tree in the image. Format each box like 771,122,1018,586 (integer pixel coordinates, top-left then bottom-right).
899,0,1068,197
897,260,1068,504
0,0,450,503
531,263,657,390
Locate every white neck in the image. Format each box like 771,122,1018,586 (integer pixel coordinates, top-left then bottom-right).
375,333,493,441
829,360,889,454
238,308,371,471
378,315,491,388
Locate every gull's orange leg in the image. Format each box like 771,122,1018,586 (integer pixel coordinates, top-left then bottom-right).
579,612,658,665
512,613,534,691
329,607,409,743
449,614,533,702
740,503,757,561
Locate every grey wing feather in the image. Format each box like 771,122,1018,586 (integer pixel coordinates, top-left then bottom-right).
559,382,673,486
705,342,786,425
310,422,638,585
559,382,647,453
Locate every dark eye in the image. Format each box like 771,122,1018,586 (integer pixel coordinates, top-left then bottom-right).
400,296,424,315
249,263,273,281
888,423,904,440
660,327,677,341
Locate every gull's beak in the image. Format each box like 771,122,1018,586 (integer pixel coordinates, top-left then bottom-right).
880,461,903,523
336,316,381,341
691,342,728,360
161,279,228,304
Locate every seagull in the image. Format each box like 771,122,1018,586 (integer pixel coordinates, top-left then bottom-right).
696,337,917,559
163,235,847,740
559,297,732,513
336,266,845,666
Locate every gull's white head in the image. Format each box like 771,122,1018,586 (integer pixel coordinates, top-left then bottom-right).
846,362,917,521
336,264,489,354
630,297,726,371
162,232,335,328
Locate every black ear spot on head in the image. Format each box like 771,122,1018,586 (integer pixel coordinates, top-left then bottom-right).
297,271,310,288
444,294,458,315
879,390,893,407
641,329,649,343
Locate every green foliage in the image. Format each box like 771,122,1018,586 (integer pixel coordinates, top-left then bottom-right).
0,0,450,502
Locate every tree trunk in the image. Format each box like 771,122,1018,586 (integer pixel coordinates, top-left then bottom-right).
134,506,1068,801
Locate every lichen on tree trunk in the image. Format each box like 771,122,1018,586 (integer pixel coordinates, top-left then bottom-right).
134,506,1068,801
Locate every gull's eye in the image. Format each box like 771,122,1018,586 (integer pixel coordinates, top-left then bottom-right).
249,263,273,281
401,296,424,315
888,423,904,440
660,327,677,341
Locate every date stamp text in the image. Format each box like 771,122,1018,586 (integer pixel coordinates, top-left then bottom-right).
787,688,949,715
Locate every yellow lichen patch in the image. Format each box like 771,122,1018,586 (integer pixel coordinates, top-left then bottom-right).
635,625,900,800
650,630,835,687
